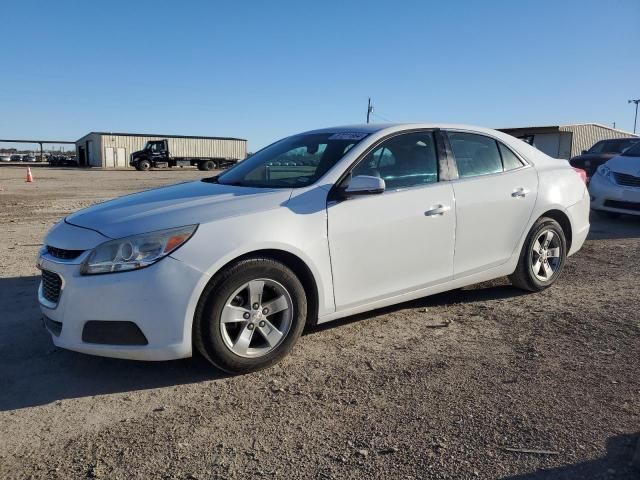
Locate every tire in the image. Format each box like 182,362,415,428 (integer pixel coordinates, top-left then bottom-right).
594,209,621,219
509,217,567,292
201,160,216,171
138,159,151,171
194,257,307,374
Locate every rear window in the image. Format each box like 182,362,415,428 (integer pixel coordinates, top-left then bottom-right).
448,132,503,178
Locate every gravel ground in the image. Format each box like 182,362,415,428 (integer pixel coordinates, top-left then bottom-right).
1,165,639,480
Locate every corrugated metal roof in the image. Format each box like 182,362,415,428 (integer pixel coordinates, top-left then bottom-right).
80,132,246,142
558,123,637,137
500,123,637,137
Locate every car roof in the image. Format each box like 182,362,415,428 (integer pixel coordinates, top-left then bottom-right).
301,122,557,166
303,122,505,135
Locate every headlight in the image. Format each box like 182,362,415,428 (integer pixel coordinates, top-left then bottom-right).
596,164,611,179
81,225,197,275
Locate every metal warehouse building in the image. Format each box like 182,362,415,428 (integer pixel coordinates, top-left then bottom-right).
499,123,637,160
75,132,247,168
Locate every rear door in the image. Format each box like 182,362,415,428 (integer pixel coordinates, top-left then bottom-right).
445,131,538,277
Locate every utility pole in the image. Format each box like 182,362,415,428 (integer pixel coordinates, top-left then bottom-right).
629,99,640,134
366,98,373,124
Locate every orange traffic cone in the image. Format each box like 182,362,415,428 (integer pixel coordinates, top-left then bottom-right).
26,167,33,183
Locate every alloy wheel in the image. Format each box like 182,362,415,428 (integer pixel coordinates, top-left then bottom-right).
219,278,293,358
530,230,562,282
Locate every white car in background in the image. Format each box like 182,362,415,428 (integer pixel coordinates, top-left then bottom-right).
37,124,590,373
0,155,11,162
589,141,640,217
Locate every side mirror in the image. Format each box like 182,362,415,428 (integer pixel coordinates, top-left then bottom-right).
344,175,385,196
582,150,588,155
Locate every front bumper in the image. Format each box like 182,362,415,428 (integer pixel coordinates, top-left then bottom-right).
589,173,640,216
38,251,204,361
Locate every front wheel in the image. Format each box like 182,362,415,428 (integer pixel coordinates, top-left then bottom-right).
194,258,307,374
137,159,151,171
509,217,567,292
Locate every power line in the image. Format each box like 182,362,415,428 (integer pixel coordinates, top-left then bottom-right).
372,112,393,123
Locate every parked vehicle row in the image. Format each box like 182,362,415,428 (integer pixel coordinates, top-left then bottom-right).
48,154,78,167
37,123,590,373
0,154,39,162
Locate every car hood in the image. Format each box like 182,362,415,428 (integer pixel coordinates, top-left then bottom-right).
605,155,640,176
65,180,293,238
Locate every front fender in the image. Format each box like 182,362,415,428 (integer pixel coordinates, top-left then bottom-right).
171,197,334,341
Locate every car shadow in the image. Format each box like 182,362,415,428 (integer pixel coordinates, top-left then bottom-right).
502,432,639,479
1,274,527,411
0,275,225,411
306,279,527,335
588,213,640,240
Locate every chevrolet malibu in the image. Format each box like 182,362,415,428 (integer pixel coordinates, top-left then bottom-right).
38,124,590,373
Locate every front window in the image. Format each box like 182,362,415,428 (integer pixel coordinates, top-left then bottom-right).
145,141,164,152
350,131,439,189
217,132,368,188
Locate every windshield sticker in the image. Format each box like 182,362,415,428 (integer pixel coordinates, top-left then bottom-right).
328,132,369,141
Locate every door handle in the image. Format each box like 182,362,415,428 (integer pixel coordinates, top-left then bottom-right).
425,204,451,216
511,188,529,198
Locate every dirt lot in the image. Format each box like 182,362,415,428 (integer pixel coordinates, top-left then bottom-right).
0,165,639,480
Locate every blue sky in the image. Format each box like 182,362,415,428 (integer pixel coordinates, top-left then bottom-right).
1,0,639,151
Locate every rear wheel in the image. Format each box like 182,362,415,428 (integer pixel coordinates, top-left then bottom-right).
509,217,567,292
194,258,307,374
201,160,217,171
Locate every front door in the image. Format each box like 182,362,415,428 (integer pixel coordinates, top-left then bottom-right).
327,131,456,310
445,131,538,277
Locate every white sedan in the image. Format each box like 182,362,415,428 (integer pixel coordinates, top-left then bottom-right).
38,124,590,373
589,141,640,217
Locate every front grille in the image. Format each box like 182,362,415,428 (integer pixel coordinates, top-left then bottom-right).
613,172,640,188
41,270,62,304
604,200,640,212
46,245,84,260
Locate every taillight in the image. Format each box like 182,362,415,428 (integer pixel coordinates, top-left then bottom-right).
573,167,587,184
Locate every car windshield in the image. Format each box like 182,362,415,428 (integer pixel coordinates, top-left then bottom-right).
588,139,637,154
217,132,369,188
621,141,640,157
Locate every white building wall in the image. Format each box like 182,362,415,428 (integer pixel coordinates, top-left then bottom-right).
76,133,247,168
